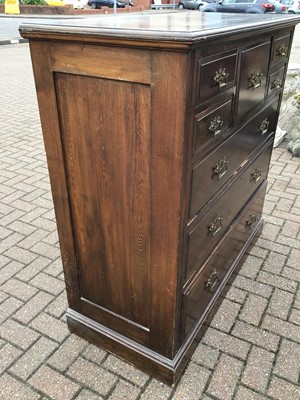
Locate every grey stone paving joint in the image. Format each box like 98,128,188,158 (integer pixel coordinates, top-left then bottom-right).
0,22,300,400
0,37,28,45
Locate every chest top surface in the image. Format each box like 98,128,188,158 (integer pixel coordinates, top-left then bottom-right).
19,12,300,47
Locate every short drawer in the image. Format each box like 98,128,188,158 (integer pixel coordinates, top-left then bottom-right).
183,181,267,337
196,50,237,106
267,66,286,97
190,97,279,218
193,97,233,156
271,33,292,65
238,41,271,121
186,140,272,280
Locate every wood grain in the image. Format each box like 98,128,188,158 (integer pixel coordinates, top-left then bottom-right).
55,73,151,329
50,42,151,84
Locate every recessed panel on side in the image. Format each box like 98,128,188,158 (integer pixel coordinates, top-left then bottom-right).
55,73,151,330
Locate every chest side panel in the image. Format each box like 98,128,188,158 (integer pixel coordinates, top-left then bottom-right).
55,73,151,330
29,40,189,356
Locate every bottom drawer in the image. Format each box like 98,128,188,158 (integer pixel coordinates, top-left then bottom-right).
183,180,267,338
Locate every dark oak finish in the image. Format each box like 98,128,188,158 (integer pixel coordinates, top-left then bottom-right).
190,97,279,218
238,41,271,121
268,66,286,97
187,140,273,281
20,12,300,385
272,33,291,65
55,73,151,337
196,50,237,105
193,96,234,157
185,180,267,336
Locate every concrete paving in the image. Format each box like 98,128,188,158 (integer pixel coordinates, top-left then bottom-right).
0,18,300,400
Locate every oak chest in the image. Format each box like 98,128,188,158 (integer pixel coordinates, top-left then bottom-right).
20,12,300,385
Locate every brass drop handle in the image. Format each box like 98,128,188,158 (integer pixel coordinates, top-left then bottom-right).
276,44,288,57
213,157,229,180
208,215,223,237
271,78,283,90
214,67,229,89
209,116,224,138
259,118,270,135
248,70,263,90
246,214,258,230
205,270,219,292
250,167,262,183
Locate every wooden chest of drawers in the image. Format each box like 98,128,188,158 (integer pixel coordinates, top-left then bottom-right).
20,12,300,385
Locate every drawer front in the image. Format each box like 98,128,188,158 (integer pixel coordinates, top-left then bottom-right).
190,97,279,218
196,51,237,105
186,140,272,280
238,41,271,121
271,33,292,65
268,66,285,97
184,181,267,337
194,97,233,156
